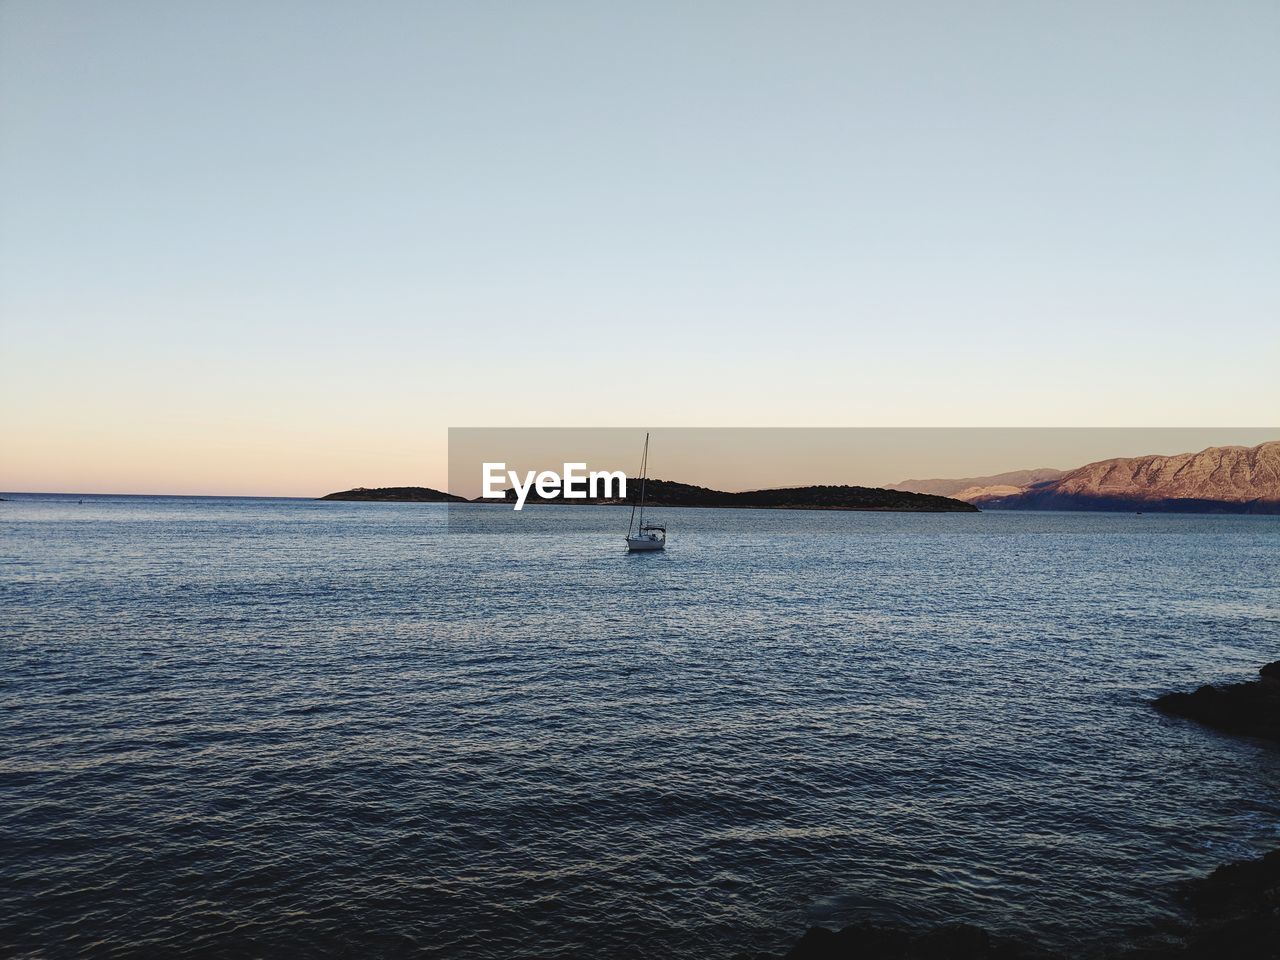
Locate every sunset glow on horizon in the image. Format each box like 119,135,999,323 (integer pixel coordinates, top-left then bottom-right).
2,2,1277,496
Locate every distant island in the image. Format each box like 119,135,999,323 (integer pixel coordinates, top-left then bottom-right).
318,479,976,512
319,486,468,503
497,478,977,512
891,441,1280,514
499,478,978,512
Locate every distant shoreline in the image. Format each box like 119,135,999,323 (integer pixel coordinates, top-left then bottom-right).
3,491,1277,517
319,482,978,512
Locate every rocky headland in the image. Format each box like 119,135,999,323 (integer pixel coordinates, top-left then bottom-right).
1154,662,1280,742
893,441,1280,514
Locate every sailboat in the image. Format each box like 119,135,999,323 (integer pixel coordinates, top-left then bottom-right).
625,432,666,552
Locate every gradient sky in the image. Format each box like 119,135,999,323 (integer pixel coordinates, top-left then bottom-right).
1,1,1277,495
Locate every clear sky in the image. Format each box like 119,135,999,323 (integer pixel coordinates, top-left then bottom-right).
1,1,1277,495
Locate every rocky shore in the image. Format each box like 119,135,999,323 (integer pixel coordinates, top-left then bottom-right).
781,921,1056,959
779,846,1280,958
1153,662,1280,742
773,663,1280,959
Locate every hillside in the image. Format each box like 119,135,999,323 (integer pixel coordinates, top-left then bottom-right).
496,478,977,512
887,468,1065,500
976,441,1280,513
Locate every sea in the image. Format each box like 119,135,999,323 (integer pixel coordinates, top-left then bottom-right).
2,494,1279,958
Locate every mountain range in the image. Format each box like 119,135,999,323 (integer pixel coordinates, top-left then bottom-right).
892,441,1280,513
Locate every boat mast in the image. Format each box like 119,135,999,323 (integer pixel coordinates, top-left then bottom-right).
628,432,649,537
637,432,649,530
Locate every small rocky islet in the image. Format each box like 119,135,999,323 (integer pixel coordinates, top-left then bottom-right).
318,486,468,503
769,663,1280,960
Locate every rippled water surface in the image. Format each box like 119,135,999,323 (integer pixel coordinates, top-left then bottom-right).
3,496,1279,958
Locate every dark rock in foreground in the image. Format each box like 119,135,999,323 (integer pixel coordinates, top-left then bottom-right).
783,921,1058,959
318,486,468,503
1171,849,1280,958
1153,662,1280,741
778,845,1280,959
1116,846,1280,958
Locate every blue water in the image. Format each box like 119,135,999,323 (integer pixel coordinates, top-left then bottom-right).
2,495,1279,958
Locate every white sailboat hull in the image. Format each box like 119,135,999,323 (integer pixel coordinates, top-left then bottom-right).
626,535,665,552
